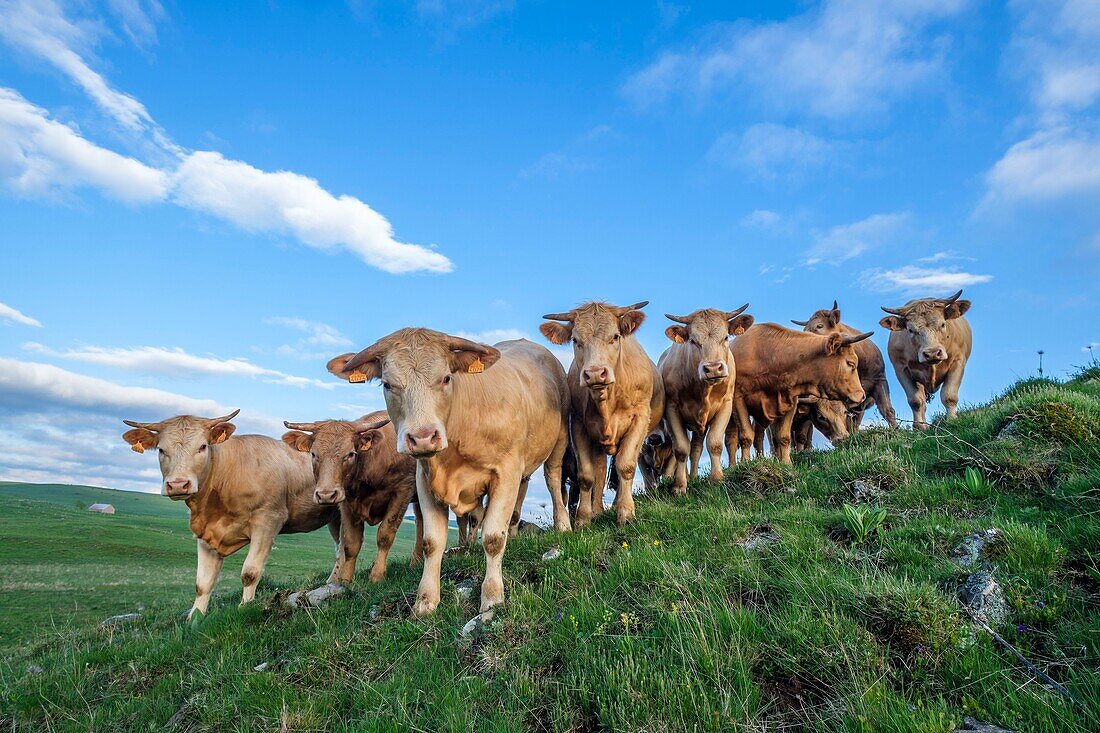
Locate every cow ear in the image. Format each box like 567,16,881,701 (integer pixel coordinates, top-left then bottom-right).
451,345,501,373
123,428,157,453
540,321,572,345
357,429,383,452
281,431,313,452
664,325,688,343
619,309,646,336
944,300,970,319
829,307,841,326
209,422,236,445
327,352,382,383
879,315,905,331
825,332,845,356
729,314,754,336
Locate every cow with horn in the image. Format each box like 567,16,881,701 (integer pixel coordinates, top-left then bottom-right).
879,289,973,429
658,305,754,493
122,409,341,618
540,301,665,525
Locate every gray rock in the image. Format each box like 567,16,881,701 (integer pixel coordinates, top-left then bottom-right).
960,571,1012,627
740,526,780,551
99,613,142,627
26,664,43,675
252,662,269,672
541,547,562,561
997,420,1021,441
287,583,346,609
455,577,479,601
460,610,494,638
955,717,1014,732
953,529,1004,569
850,480,883,504
369,605,380,621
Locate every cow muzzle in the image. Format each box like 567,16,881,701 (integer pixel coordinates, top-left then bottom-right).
313,487,345,505
700,361,728,382
583,365,615,389
401,425,446,457
920,347,947,364
164,478,195,499
843,390,867,410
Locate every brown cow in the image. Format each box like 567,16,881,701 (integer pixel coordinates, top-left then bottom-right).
879,289,973,429
792,300,898,429
783,397,851,453
540,301,665,526
724,324,872,464
328,331,569,619
122,410,338,618
638,428,675,491
281,412,423,584
658,306,754,493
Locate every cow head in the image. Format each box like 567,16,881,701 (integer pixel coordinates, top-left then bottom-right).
802,397,850,444
792,300,842,336
327,328,500,458
816,331,874,407
540,301,648,398
664,305,753,384
121,410,240,499
879,290,971,365
281,413,390,504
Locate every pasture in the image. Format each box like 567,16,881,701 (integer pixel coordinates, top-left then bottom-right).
1,370,1098,731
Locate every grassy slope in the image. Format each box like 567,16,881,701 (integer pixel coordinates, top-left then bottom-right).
0,483,422,653
1,372,1099,732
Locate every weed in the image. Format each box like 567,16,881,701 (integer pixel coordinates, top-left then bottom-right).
842,503,887,545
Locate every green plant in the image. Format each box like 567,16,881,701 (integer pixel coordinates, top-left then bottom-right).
962,467,990,496
842,503,887,545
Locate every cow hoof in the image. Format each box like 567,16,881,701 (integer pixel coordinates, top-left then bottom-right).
616,509,636,525
411,599,438,618
368,571,385,584
672,484,687,496
554,518,572,533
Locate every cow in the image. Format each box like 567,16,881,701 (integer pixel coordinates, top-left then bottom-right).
879,289,973,429
724,324,872,464
280,412,423,584
121,410,338,618
540,301,665,526
792,300,898,430
638,428,675,491
782,396,851,454
327,330,570,619
658,306,754,493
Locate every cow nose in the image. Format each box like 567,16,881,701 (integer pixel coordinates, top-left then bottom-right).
922,347,947,363
405,427,443,453
314,488,342,505
583,366,612,386
165,479,191,495
702,361,727,379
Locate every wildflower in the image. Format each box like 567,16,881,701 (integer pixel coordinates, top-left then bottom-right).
653,539,661,546
621,541,629,548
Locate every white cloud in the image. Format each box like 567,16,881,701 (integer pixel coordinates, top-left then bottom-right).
741,209,781,227
859,264,992,294
519,125,614,181
106,0,166,48
622,0,968,118
21,343,335,389
0,88,169,202
708,124,833,179
805,212,910,266
0,300,42,327
984,126,1100,203
1008,0,1100,116
266,317,354,361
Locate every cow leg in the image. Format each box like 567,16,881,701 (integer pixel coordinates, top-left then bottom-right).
412,468,448,618
873,379,899,428
467,497,485,544
727,398,753,464
479,470,521,615
190,539,223,619
773,408,798,465
794,417,814,452
572,420,603,528
410,501,424,566
240,521,278,605
897,369,928,429
369,492,409,583
510,477,529,538
456,514,470,546
666,406,691,495
706,402,733,482
326,517,343,584
544,424,571,532
612,416,648,525
940,363,966,420
753,421,767,458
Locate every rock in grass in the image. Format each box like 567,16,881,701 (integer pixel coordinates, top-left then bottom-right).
952,529,1004,569
25,664,43,676
99,613,142,627
955,717,1014,732
740,525,780,551
959,571,1012,627
287,583,346,609
460,610,494,638
850,480,883,504
455,577,479,601
541,547,562,561
253,661,269,673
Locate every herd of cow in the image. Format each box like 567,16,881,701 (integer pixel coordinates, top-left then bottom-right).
121,290,973,622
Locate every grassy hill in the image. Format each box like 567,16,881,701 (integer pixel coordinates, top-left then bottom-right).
2,370,1099,731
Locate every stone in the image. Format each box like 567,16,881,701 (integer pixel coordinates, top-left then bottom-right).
960,571,1012,627
455,578,479,601
369,605,380,621
953,529,1004,569
955,717,1014,732
850,480,883,504
460,610,494,638
740,525,780,551
99,613,142,627
541,547,562,561
287,583,346,609
253,662,269,672
26,664,43,675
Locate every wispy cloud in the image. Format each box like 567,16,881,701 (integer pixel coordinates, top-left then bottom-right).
983,126,1100,204
804,212,910,266
520,125,615,181
708,123,834,179
621,0,968,118
0,300,42,328
740,209,781,227
860,264,992,294
266,317,353,360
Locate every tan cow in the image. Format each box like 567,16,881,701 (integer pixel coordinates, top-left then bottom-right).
281,412,422,584
724,324,872,464
540,301,665,526
792,300,898,429
658,306,754,493
879,289,973,429
122,410,338,618
328,331,570,619
785,397,851,453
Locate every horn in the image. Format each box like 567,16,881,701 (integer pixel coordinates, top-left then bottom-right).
940,289,963,304
841,331,874,346
664,313,692,324
122,418,165,431
832,300,839,311
880,305,906,316
618,300,649,312
341,343,385,374
204,408,240,425
725,303,749,319
283,420,319,432
446,334,498,354
352,416,390,432
790,319,809,327
541,311,574,322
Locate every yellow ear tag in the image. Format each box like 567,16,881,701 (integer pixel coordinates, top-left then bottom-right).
131,443,145,454
348,371,366,383
467,357,485,374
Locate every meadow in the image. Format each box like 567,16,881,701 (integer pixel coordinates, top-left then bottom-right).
1,369,1098,731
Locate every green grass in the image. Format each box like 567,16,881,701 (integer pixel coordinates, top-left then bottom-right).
2,371,1099,731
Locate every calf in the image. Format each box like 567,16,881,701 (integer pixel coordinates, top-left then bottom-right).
725,324,871,464
541,301,665,525
328,331,570,618
122,410,338,618
638,428,675,490
792,300,898,429
879,289,973,429
281,412,422,584
658,305,754,493
785,397,851,453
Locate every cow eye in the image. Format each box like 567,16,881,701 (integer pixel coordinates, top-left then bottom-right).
613,334,621,342
382,381,391,391
442,374,451,386
346,451,356,459
198,444,207,452
158,448,167,457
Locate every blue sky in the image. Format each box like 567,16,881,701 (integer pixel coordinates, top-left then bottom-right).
1,1,1098,516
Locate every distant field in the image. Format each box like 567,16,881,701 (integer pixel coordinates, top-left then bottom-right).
0,482,425,653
